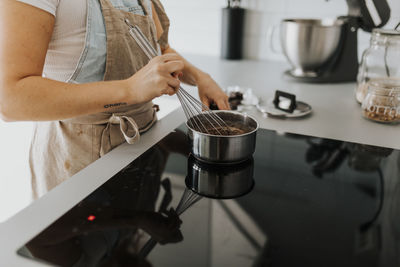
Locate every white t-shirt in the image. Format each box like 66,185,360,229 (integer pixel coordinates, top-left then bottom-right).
17,0,87,82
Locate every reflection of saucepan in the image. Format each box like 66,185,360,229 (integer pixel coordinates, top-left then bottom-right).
185,156,255,199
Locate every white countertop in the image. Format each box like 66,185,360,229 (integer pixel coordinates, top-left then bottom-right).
1,55,399,266
185,54,400,150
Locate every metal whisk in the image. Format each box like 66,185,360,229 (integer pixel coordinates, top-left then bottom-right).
126,19,230,135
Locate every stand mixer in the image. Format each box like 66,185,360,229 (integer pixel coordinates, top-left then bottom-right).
281,0,391,83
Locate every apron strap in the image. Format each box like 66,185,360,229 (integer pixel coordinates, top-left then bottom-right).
99,0,113,9
100,114,140,156
99,0,150,16
138,0,150,16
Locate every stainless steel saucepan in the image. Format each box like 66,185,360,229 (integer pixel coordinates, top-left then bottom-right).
186,111,259,164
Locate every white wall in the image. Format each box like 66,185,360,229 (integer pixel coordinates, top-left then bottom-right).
0,122,33,222
163,0,400,60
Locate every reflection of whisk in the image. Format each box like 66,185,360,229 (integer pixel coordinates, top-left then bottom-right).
176,187,203,215
138,187,202,258
126,19,230,135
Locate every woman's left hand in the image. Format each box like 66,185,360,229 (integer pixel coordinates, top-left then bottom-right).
197,74,230,110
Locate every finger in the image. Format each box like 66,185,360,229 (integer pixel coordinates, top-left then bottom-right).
159,53,181,62
165,87,176,96
216,96,231,110
151,54,180,66
200,95,210,109
162,60,184,74
172,71,183,79
166,77,180,90
225,98,231,110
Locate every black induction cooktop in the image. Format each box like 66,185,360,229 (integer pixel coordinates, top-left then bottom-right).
18,125,400,267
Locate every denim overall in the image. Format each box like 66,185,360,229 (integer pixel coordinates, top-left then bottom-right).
29,0,170,198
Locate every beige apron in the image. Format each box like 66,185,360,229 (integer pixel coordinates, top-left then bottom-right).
29,0,170,198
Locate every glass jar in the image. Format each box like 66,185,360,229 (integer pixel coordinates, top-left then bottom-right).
361,78,400,123
356,29,400,103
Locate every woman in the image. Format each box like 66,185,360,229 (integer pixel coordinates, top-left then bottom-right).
0,0,229,198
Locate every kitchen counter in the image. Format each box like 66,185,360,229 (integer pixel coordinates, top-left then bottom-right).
184,54,400,150
0,55,399,266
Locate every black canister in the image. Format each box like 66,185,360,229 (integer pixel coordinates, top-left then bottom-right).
221,7,245,60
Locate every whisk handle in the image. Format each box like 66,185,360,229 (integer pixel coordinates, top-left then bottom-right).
138,238,158,258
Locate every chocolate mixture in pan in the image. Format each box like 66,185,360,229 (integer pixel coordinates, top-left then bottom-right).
205,125,246,136
202,119,254,136
188,112,255,136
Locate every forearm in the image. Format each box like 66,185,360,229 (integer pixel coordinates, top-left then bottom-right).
1,1,184,122
1,76,130,122
162,47,210,86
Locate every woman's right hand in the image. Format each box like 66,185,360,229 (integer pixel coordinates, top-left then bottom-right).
125,53,184,104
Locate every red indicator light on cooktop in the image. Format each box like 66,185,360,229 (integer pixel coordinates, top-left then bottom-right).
87,215,96,221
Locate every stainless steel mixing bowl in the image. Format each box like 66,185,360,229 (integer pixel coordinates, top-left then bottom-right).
280,18,344,77
186,111,258,164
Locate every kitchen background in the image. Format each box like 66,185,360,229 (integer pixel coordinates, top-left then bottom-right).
164,0,400,59
1,0,399,222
